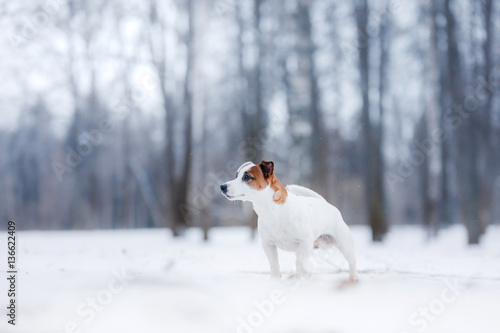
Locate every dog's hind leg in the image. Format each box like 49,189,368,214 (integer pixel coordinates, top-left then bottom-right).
332,225,359,282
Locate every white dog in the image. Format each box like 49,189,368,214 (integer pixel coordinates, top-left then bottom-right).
220,160,358,282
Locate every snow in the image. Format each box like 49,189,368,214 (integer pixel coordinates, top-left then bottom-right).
3,224,500,333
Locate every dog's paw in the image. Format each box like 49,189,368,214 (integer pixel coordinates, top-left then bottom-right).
347,275,359,284
287,272,311,280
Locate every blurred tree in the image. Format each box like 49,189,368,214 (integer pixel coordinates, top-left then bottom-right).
64,1,106,228
177,0,195,235
236,0,267,163
430,0,454,229
444,0,484,244
147,0,194,236
355,0,388,241
287,0,324,191
477,0,495,234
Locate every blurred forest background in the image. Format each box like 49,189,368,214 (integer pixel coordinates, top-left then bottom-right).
0,0,499,244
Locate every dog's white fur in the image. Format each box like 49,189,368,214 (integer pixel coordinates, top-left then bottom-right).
221,161,359,282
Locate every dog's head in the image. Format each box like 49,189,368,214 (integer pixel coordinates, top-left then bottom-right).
220,160,276,202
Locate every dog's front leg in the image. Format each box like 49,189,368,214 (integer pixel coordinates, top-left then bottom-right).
262,242,280,278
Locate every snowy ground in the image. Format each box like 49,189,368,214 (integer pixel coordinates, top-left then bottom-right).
2,224,500,333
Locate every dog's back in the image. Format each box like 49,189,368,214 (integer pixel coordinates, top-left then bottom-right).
286,184,326,201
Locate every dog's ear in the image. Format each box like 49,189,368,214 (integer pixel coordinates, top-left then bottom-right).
260,160,274,179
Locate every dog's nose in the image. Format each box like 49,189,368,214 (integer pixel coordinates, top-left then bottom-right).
220,184,228,193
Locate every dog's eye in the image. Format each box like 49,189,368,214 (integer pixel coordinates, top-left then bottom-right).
243,174,251,181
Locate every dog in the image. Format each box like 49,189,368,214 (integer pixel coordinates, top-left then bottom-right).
220,160,359,282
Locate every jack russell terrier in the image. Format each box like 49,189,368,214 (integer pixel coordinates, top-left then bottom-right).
220,160,358,282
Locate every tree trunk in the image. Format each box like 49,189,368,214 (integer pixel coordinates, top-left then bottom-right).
355,0,388,241
288,0,323,190
168,0,195,236
478,0,494,232
430,0,453,228
237,0,266,164
444,0,483,243
149,0,194,236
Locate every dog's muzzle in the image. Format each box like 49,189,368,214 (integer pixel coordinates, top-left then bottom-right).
220,184,228,195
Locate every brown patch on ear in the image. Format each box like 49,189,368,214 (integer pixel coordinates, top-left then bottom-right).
259,161,274,179
247,165,270,190
270,174,287,204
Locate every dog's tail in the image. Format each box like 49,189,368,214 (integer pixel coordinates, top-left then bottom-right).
286,185,326,201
